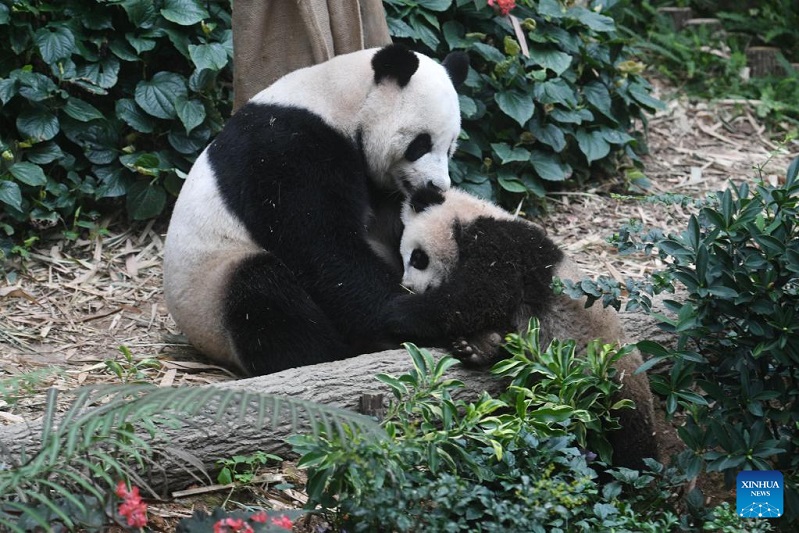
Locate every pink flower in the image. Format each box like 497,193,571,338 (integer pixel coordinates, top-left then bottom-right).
488,0,516,16
115,481,148,528
271,514,294,530
213,517,254,533
250,511,268,523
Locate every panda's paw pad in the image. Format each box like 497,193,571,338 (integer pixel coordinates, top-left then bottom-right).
451,338,489,367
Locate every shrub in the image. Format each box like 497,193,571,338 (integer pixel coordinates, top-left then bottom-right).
0,0,233,253
563,155,799,525
289,333,747,531
384,0,664,204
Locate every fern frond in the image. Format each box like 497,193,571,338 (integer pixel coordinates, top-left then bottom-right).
0,382,386,529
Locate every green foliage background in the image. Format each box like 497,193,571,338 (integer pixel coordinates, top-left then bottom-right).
385,0,663,204
0,0,233,253
0,0,662,254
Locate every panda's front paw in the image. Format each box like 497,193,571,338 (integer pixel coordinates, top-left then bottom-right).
451,332,503,368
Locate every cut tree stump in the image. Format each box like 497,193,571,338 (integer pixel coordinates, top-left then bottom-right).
683,18,724,35
746,46,784,77
656,7,693,30
0,303,676,497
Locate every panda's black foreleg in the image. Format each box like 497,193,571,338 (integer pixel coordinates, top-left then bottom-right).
224,252,354,376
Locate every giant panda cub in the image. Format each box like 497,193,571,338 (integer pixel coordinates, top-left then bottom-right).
399,187,657,470
164,44,523,377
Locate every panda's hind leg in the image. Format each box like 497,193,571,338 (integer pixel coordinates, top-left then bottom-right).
224,252,352,376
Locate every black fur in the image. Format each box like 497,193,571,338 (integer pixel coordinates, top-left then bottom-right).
442,51,469,88
207,103,512,374
408,186,445,214
372,44,419,87
450,216,564,333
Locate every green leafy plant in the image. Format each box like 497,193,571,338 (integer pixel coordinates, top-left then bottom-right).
494,322,636,464
385,0,664,205
216,451,282,485
104,344,162,383
0,0,233,252
562,155,799,524
290,336,711,531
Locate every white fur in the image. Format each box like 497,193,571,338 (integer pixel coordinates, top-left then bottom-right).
250,48,461,192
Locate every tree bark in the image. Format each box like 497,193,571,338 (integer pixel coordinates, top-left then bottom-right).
0,306,676,498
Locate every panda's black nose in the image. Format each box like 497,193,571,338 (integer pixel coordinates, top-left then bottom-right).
426,181,441,191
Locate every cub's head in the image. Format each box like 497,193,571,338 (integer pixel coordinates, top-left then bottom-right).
360,44,468,194
399,187,515,293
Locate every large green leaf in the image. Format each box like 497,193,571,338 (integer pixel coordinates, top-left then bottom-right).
491,143,531,164
529,121,566,152
135,72,187,119
116,99,155,133
537,0,564,19
63,98,104,122
0,3,9,25
571,7,616,33
34,26,75,63
161,0,210,26
0,180,22,210
418,0,452,11
125,34,156,54
188,43,228,72
582,81,614,121
126,181,167,220
529,150,571,181
0,78,17,105
9,162,47,187
534,79,577,107
25,142,64,165
74,57,120,90
628,82,665,111
495,90,534,127
17,109,60,141
120,0,158,28
575,130,611,164
175,97,206,134
530,48,572,76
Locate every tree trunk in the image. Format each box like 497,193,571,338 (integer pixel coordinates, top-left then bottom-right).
0,307,676,498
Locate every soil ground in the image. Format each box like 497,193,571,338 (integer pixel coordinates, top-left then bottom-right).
1,80,798,528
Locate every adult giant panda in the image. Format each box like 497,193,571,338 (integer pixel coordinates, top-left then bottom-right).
399,187,658,470
164,44,519,377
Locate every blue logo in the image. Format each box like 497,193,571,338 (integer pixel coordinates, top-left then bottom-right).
736,470,783,518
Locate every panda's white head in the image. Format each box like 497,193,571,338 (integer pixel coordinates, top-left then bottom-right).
359,45,468,194
399,187,516,293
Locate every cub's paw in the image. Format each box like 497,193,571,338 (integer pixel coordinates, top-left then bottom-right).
451,332,504,368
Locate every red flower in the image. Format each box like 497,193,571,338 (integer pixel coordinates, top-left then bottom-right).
488,0,516,16
271,515,294,530
115,481,148,528
213,517,254,533
250,511,268,523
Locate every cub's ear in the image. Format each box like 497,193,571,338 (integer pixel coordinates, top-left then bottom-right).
409,186,446,214
372,44,420,88
442,51,469,88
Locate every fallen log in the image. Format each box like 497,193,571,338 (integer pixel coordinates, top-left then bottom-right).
0,306,676,497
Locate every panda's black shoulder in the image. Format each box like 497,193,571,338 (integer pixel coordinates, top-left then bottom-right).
208,102,359,174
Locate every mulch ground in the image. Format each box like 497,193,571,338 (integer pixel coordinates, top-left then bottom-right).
1,80,797,527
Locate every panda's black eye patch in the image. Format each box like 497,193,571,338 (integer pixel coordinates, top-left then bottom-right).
405,133,432,162
410,248,429,270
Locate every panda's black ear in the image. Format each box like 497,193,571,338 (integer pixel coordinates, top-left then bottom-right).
442,51,469,88
372,44,420,88
410,186,445,213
